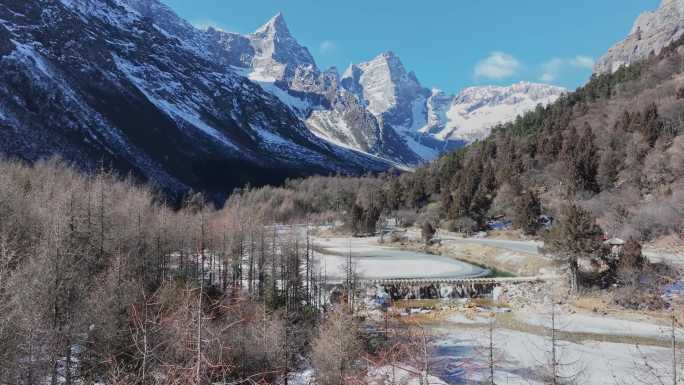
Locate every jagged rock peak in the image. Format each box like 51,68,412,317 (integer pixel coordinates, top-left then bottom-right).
247,11,316,83
253,12,290,36
361,51,402,69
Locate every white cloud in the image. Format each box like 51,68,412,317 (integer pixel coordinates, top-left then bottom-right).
570,55,595,69
474,52,520,80
540,58,564,82
539,73,555,82
539,55,594,82
319,40,337,55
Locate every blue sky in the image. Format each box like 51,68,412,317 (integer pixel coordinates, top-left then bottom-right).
161,0,660,93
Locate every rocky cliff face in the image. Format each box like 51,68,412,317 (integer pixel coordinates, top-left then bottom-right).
595,0,684,74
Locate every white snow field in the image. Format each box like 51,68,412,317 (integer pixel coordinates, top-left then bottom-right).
432,326,673,385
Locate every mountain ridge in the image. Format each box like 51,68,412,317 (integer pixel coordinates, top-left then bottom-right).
209,11,566,165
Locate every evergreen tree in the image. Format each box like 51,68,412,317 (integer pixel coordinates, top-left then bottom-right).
544,203,603,293
641,102,661,147
576,122,600,193
560,125,580,194
513,190,541,235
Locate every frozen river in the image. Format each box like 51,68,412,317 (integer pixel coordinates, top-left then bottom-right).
314,236,490,281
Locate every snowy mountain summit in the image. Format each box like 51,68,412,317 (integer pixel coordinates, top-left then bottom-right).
224,13,565,164
248,13,318,86
595,0,684,73
342,51,426,118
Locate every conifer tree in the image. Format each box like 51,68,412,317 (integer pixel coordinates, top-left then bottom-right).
545,203,603,293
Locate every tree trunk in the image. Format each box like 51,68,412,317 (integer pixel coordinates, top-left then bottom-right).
568,257,579,294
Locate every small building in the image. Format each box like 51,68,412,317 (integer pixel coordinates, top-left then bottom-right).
604,237,626,256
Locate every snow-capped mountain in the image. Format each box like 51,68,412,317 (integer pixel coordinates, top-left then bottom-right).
339,51,442,161
211,14,565,165
207,18,426,165
342,51,427,119
435,82,566,142
0,0,390,200
595,0,684,74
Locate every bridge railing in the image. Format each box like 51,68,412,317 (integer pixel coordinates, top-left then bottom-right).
362,275,559,286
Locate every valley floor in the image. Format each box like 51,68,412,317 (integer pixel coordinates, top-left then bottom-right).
313,228,683,385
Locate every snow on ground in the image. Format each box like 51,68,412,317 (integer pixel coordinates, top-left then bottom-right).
644,250,684,269
287,365,449,385
285,368,315,385
368,365,448,385
432,326,672,385
313,236,489,281
518,309,681,339
315,235,388,255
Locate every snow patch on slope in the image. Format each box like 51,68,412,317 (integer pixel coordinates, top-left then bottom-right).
403,135,439,161
11,41,51,76
306,109,362,150
59,0,139,27
406,95,428,133
250,124,291,146
250,79,310,114
113,55,240,151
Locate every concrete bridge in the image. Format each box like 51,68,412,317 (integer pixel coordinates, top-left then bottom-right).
362,275,559,286
360,275,560,300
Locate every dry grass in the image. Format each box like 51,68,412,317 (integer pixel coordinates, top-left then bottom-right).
439,242,555,277
570,291,677,326
392,299,443,309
